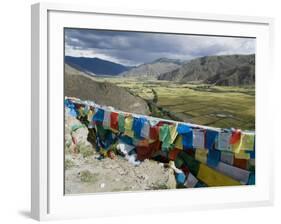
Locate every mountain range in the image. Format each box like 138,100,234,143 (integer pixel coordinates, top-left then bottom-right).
120,58,183,79
65,54,255,86
65,56,133,76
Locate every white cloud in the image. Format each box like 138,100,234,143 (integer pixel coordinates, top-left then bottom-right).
65,29,256,66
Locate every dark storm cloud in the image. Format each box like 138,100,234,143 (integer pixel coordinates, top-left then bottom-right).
65,28,255,66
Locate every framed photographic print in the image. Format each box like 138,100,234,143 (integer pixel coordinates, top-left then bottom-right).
31,2,274,221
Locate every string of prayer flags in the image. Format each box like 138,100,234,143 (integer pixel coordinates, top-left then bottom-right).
65,97,255,188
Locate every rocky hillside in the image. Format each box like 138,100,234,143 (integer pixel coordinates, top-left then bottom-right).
158,54,255,86
121,58,182,79
65,64,150,115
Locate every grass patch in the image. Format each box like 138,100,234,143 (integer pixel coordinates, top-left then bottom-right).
65,159,75,169
79,170,98,183
77,144,94,158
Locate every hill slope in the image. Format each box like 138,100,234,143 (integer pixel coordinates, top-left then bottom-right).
65,56,132,76
158,54,255,86
121,58,182,79
64,64,150,115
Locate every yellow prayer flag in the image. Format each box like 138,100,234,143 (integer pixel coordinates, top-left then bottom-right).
174,135,183,150
240,134,255,151
197,163,241,187
169,124,178,143
195,148,208,164
234,151,250,160
124,116,134,138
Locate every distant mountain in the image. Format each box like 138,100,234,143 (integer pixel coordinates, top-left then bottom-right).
64,64,150,115
158,54,255,86
153,58,183,65
121,57,182,79
65,56,132,76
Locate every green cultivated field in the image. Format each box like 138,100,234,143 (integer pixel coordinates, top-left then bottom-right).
92,76,255,130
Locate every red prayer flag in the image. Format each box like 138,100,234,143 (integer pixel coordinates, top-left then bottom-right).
110,112,119,130
230,129,241,144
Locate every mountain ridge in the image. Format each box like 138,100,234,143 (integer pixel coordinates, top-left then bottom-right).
120,58,183,79
65,54,255,86
158,54,255,86
65,56,133,76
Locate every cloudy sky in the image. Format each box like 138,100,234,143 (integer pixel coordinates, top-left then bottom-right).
65,28,255,66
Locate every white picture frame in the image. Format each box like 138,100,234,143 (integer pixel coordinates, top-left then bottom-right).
31,2,274,221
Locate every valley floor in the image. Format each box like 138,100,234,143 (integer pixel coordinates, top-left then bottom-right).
92,77,255,131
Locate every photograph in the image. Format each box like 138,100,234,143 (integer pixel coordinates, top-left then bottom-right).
63,28,256,194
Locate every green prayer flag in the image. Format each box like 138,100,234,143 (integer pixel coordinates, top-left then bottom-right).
159,124,172,149
118,113,125,132
177,151,200,176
